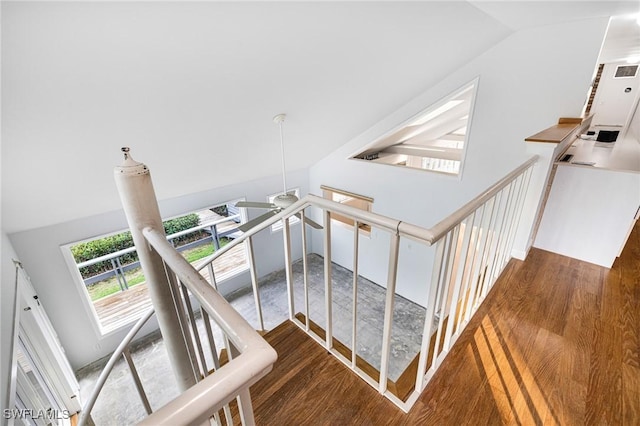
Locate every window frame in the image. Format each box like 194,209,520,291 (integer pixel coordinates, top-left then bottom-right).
60,198,249,337
349,77,480,179
321,185,373,235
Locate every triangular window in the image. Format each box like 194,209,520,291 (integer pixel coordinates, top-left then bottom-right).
351,78,478,176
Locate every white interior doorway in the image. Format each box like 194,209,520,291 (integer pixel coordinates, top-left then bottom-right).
7,263,81,425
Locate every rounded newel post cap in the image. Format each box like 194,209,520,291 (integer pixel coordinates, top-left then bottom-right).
115,147,148,176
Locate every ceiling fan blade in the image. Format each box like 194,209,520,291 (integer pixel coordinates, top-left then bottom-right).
238,210,279,233
304,217,324,230
294,213,323,230
235,201,277,209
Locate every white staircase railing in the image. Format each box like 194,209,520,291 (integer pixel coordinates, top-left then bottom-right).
82,152,537,423
184,154,538,413
81,149,280,426
138,228,277,425
78,308,156,426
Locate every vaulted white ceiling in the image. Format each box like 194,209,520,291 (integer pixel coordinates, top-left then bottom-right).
2,1,638,233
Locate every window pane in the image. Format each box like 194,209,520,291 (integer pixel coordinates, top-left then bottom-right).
63,199,249,334
351,79,478,176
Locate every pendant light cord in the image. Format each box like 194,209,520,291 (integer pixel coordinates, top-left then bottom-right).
278,119,288,195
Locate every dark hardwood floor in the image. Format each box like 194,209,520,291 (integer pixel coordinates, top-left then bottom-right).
246,221,640,425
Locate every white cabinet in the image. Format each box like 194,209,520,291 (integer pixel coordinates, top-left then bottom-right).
535,163,640,267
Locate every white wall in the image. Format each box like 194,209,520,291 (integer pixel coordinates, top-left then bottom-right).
628,100,640,141
534,165,640,267
513,132,582,261
309,18,609,305
591,62,640,129
8,168,308,370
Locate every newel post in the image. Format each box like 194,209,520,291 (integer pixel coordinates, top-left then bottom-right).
114,147,197,391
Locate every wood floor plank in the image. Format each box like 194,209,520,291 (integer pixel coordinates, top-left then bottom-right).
243,321,404,425
586,320,623,425
408,221,639,425
245,222,639,425
620,266,640,370
623,364,640,424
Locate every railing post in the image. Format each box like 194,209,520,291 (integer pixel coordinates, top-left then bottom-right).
246,236,265,331
323,210,333,349
476,192,502,302
110,258,125,291
78,308,156,426
210,225,220,250
432,227,459,368
300,210,310,332
236,388,256,426
463,204,491,321
379,232,400,394
416,238,445,390
179,280,208,376
443,215,474,349
486,184,514,290
114,148,197,392
122,348,153,415
351,221,360,369
282,217,295,321
115,257,129,289
505,167,534,262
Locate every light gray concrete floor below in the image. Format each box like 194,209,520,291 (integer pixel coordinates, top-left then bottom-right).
76,253,426,425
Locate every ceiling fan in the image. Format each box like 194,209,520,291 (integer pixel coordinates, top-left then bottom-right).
235,114,323,233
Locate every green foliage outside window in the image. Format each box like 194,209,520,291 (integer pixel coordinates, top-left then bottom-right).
72,214,201,277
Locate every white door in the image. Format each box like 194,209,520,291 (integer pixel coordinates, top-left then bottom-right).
12,334,69,426
7,265,81,425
